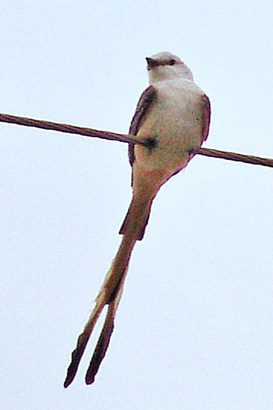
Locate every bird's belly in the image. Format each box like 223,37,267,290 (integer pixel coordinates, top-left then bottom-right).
135,94,204,175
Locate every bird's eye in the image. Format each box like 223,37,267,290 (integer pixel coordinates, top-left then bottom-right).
169,59,176,66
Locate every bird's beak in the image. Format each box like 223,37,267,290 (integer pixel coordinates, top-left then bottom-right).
146,57,159,70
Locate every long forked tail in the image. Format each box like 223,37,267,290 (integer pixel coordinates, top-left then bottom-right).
119,191,154,240
85,274,125,384
64,194,153,387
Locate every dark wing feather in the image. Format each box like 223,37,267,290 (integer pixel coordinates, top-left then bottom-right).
128,85,157,166
201,94,211,143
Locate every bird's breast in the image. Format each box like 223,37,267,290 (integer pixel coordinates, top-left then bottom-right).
134,79,205,174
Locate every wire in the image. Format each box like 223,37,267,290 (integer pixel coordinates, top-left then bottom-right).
193,147,273,168
1,112,272,168
0,113,141,145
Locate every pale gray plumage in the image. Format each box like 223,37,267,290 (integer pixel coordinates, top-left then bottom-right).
64,51,210,387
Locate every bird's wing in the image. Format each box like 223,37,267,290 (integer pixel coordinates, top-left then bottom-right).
128,85,157,167
201,94,211,143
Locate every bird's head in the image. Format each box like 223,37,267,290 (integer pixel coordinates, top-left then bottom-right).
146,51,193,83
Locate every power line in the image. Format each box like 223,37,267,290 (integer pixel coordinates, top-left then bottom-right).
1,112,273,168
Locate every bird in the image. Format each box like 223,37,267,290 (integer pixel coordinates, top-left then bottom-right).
64,51,211,387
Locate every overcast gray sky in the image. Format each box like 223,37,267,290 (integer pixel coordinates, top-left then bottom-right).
1,1,273,409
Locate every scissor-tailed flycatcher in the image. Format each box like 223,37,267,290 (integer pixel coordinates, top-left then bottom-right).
64,51,211,387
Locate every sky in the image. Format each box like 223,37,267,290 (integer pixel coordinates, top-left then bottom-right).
1,1,273,409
